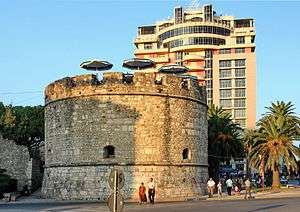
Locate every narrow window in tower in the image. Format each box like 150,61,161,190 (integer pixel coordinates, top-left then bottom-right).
103,145,115,158
182,148,190,160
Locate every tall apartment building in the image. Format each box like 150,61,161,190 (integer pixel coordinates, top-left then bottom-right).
133,4,256,129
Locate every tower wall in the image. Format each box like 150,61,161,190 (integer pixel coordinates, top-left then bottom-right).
42,72,208,201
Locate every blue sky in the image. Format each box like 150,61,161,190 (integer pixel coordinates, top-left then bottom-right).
0,0,300,121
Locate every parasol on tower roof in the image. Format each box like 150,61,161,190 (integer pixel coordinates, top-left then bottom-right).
80,60,113,71
158,64,190,74
122,58,155,70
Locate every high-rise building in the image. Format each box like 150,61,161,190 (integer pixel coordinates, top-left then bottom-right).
133,4,256,129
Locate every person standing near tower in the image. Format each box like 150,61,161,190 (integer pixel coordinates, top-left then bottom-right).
148,178,156,204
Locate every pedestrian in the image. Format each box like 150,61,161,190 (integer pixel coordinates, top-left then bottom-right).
138,182,147,204
235,178,241,195
226,177,233,196
148,178,156,204
244,178,253,199
217,181,222,198
207,178,215,198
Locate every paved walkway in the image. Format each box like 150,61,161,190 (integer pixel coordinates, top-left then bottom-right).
206,188,300,201
0,188,299,209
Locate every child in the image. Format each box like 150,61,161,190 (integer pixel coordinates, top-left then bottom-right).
217,181,222,198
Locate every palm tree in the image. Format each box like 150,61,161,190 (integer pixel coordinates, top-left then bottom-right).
242,129,259,177
208,105,244,179
250,101,300,190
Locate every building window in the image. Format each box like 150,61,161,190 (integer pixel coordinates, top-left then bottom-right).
219,60,231,68
220,89,232,98
144,43,153,50
205,69,212,78
235,68,245,77
236,36,245,44
235,59,246,67
219,49,231,54
158,26,231,42
205,60,212,68
103,145,115,158
182,148,190,160
219,69,231,78
235,119,246,128
220,79,232,88
207,99,213,105
234,109,246,118
207,90,212,98
235,79,246,87
235,48,245,53
206,80,212,89
205,50,212,58
235,89,246,97
251,36,255,43
220,99,232,108
175,52,183,60
234,99,246,107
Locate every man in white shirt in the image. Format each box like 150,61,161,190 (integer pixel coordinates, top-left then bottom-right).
244,178,253,199
207,178,216,198
226,177,233,196
148,178,156,204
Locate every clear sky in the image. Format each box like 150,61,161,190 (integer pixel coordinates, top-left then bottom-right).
1,0,300,121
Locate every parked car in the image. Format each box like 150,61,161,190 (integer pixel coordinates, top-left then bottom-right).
286,179,300,188
280,176,288,185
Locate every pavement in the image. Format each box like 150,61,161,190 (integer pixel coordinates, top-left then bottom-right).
0,188,300,212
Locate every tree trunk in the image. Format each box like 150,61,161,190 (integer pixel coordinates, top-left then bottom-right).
272,167,281,190
260,156,265,191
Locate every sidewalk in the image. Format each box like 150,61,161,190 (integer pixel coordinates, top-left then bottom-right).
1,188,300,205
206,188,300,201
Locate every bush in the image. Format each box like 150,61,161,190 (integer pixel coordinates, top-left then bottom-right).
0,173,17,198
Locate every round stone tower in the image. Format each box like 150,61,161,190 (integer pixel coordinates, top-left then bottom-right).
42,72,208,201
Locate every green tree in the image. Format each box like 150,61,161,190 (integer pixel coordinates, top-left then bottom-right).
208,105,244,179
0,103,44,157
242,129,259,177
250,101,300,190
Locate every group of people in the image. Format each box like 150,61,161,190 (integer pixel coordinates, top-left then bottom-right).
207,177,253,199
138,178,156,204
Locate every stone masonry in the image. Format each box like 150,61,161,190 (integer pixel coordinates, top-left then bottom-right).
42,72,208,201
0,135,30,190
0,135,44,191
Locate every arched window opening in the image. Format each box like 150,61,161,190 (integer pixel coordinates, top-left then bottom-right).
182,148,190,160
103,145,115,158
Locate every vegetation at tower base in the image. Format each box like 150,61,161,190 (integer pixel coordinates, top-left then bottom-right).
0,102,44,157
207,105,244,180
249,101,300,190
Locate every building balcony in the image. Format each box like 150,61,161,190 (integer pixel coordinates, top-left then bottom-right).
183,54,205,61
152,56,169,63
134,34,157,44
186,64,205,70
134,48,168,55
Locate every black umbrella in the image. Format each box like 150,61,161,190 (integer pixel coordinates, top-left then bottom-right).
158,64,190,74
80,60,113,71
122,58,155,70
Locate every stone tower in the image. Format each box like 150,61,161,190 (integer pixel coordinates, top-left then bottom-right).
42,72,208,201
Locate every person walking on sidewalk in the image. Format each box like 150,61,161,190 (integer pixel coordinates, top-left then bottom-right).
207,178,216,198
217,181,223,198
226,177,233,196
244,178,253,199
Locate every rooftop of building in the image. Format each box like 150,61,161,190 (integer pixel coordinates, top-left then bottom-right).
137,4,255,36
